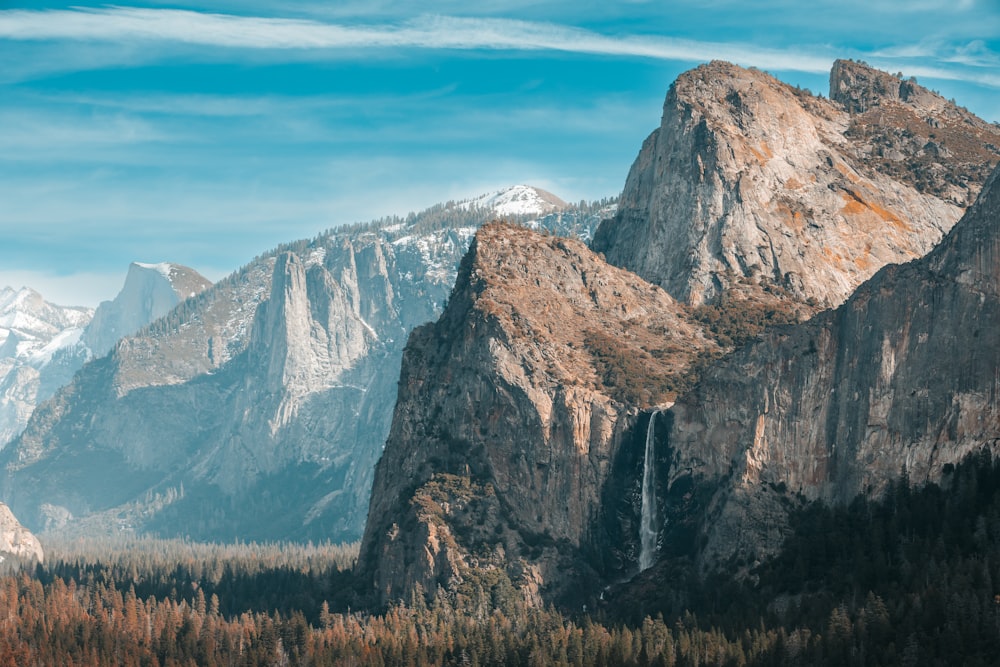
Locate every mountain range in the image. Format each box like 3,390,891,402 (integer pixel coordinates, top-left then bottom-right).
0,189,612,542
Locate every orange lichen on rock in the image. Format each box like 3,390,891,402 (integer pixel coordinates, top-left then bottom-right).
774,201,806,233
747,141,774,164
839,190,912,232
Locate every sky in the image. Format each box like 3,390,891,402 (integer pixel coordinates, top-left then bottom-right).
0,1,997,306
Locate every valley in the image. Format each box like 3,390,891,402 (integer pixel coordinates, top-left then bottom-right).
0,55,996,666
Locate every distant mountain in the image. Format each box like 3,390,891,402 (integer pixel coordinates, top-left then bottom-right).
83,262,213,358
457,185,567,217
0,188,613,542
0,288,92,445
0,263,211,449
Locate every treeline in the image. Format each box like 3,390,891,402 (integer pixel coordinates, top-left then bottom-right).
331,195,617,240
2,451,999,665
38,536,359,625
0,563,782,667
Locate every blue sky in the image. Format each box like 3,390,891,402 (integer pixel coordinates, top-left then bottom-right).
0,1,997,306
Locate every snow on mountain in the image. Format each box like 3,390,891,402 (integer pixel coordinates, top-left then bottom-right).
0,288,92,368
457,185,568,217
133,262,173,282
392,226,480,285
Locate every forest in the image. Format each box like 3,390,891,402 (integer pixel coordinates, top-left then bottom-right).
2,450,1000,666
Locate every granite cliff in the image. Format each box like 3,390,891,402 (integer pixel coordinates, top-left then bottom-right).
358,222,717,604
655,161,999,577
592,60,1000,309
83,262,213,359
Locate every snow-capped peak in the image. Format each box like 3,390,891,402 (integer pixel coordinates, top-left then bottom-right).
0,286,91,339
458,185,567,217
132,262,175,283
0,287,42,314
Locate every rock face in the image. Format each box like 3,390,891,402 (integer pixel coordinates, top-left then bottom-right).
358,222,717,604
828,59,1000,205
592,60,1000,308
0,502,43,563
656,162,1000,573
1,191,609,541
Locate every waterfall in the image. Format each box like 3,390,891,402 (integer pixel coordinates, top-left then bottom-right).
639,410,659,571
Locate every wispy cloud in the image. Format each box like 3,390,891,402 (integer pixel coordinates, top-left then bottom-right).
0,8,832,73
0,6,995,90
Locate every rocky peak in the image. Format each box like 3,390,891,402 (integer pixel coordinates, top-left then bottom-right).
592,60,999,309
0,287,91,345
358,222,717,604
83,262,212,359
830,58,942,114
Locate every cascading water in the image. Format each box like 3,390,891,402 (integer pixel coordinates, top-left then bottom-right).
639,410,659,571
